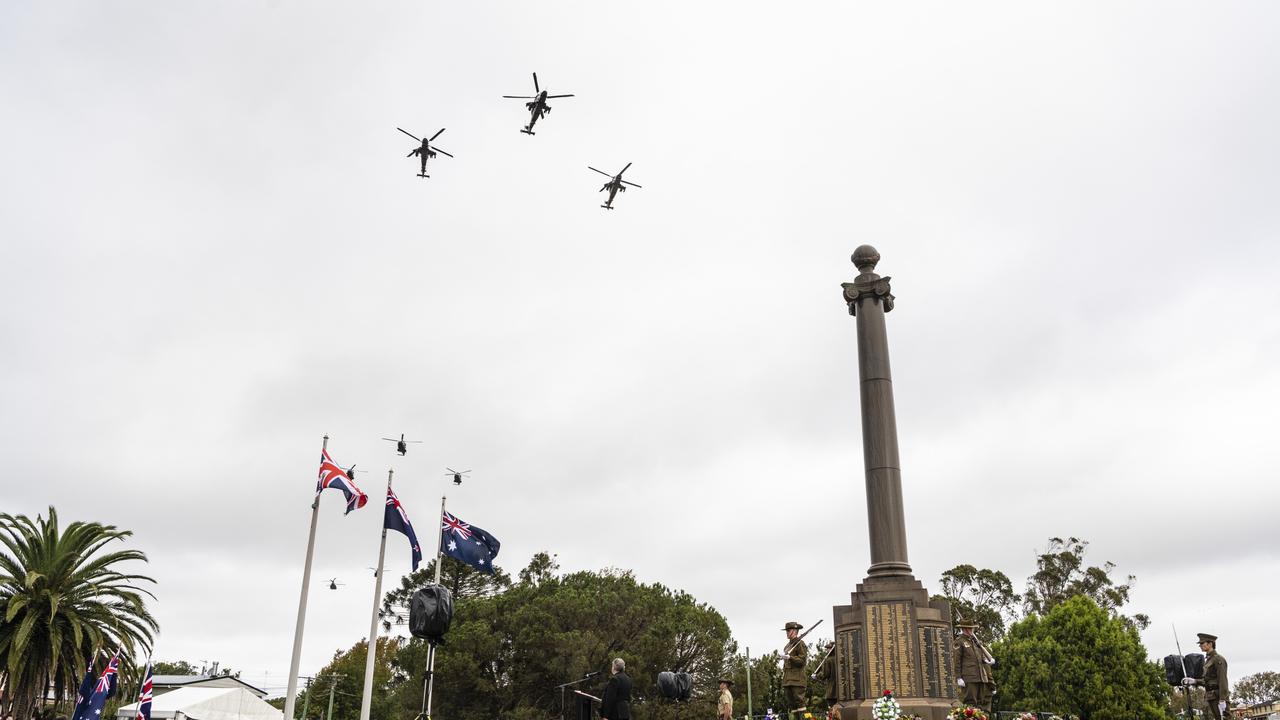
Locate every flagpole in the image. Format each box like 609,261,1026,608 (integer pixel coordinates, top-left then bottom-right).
284,434,327,720
433,495,446,585
358,469,393,720
423,494,447,720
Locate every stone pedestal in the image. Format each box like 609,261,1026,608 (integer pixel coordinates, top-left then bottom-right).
831,246,955,720
832,576,955,720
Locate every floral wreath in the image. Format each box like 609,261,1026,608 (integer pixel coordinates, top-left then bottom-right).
872,691,902,720
946,706,989,720
1015,713,1037,720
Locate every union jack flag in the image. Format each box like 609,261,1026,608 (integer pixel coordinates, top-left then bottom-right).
441,510,472,540
95,651,120,695
136,662,153,720
316,447,368,514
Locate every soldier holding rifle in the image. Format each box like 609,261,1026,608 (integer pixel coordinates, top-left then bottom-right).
1182,633,1229,720
781,621,812,718
813,642,839,711
953,618,995,712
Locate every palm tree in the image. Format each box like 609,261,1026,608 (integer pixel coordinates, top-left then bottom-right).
0,507,158,719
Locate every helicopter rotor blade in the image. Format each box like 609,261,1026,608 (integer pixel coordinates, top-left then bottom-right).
619,162,633,175
396,127,422,142
382,438,397,442
546,94,574,98
588,166,613,178
502,95,536,99
532,72,540,93
431,147,454,158
407,440,424,444
430,128,446,141
621,180,642,188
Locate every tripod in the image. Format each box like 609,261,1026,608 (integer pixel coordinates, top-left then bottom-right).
416,640,441,720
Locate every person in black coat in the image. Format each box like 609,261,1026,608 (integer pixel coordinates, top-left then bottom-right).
599,658,632,720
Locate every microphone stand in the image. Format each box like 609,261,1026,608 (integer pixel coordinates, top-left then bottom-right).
556,675,597,720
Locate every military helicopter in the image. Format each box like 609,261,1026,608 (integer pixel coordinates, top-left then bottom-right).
382,433,423,456
445,468,471,485
588,163,642,210
397,127,452,178
328,578,344,590
344,464,361,481
502,73,574,135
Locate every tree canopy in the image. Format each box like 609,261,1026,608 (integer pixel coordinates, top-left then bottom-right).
1023,536,1149,630
934,535,1150,642
993,595,1166,720
304,637,404,720
0,507,158,720
384,552,736,720
936,564,1020,641
1233,671,1280,707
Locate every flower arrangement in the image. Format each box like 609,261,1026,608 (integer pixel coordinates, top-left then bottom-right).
872,691,902,720
1016,713,1038,720
946,706,989,720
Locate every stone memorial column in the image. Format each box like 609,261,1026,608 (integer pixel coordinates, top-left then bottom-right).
831,246,955,720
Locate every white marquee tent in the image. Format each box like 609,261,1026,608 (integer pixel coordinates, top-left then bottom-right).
115,687,283,720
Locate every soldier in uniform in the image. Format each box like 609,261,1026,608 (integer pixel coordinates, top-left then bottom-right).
952,619,995,712
817,642,839,711
718,679,734,720
781,621,809,718
1182,633,1229,720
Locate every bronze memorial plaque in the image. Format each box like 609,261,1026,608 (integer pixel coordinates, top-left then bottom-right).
837,627,864,700
865,602,916,695
918,625,954,698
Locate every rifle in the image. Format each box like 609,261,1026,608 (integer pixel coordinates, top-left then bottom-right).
809,643,836,680
1174,624,1195,719
782,619,824,658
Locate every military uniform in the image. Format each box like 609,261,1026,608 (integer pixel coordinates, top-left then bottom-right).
781,622,809,714
718,680,734,720
1198,633,1229,720
952,621,995,712
818,644,839,706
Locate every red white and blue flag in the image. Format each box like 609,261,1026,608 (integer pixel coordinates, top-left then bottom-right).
316,447,367,514
135,662,153,720
83,650,121,720
440,510,500,574
384,488,422,571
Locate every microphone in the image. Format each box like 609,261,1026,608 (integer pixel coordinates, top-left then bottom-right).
584,671,601,678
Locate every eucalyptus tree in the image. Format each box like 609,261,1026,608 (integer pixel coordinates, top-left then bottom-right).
0,507,158,718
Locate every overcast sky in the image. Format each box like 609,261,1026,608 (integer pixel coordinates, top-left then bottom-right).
2,0,1278,697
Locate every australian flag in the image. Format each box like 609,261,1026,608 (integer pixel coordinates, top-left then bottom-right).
385,488,422,571
135,661,153,720
82,651,121,720
71,655,98,720
316,447,368,514
440,510,500,573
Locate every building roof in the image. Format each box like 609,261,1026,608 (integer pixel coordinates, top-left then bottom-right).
150,675,268,699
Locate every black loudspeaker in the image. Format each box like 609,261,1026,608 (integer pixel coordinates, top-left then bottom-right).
1184,653,1205,680
657,672,678,700
674,673,692,701
1163,655,1186,685
656,672,692,701
409,584,454,642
